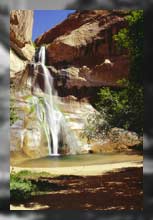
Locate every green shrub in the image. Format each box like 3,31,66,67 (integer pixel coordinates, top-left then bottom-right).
10,172,37,202
96,83,143,135
10,170,56,202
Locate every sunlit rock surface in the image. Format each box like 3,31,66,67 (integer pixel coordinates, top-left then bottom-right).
35,10,129,89
10,10,35,78
10,10,33,48
10,94,49,159
10,92,96,159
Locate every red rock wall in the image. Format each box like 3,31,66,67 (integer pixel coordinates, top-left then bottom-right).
35,10,130,91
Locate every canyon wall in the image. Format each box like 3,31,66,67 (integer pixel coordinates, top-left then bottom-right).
35,10,130,90
10,10,35,78
10,10,140,160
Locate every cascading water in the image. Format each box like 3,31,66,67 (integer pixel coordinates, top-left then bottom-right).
30,46,80,156
37,47,61,155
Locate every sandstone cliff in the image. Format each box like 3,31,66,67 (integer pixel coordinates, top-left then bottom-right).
35,10,130,90
10,10,35,78
10,10,140,159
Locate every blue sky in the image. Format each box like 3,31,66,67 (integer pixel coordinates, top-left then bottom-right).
32,10,75,41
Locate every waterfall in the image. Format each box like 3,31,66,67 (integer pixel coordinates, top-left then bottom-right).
38,46,46,64
31,46,80,156
36,46,61,155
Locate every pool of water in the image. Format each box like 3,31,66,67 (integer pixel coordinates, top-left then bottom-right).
14,152,142,168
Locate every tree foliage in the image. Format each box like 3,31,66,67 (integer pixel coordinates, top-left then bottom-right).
84,10,143,140
96,81,143,135
114,10,144,85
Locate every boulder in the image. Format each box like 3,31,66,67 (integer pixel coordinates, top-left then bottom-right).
109,128,142,147
90,128,142,153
